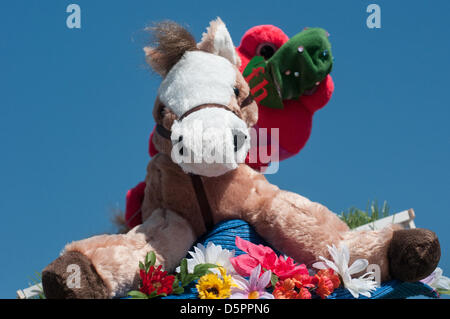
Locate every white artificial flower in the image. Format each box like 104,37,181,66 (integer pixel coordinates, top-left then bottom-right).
175,242,236,276
421,267,450,291
313,244,379,298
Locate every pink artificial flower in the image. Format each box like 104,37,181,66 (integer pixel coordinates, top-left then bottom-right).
230,265,274,299
230,236,308,280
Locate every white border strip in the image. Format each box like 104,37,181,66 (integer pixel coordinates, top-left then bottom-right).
17,283,43,299
353,209,416,231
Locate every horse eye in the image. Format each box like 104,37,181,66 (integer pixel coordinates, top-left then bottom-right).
233,87,240,97
159,105,166,118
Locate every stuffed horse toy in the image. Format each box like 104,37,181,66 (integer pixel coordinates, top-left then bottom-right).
42,18,440,299
124,23,335,229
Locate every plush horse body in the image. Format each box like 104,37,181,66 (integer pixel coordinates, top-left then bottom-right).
42,18,440,299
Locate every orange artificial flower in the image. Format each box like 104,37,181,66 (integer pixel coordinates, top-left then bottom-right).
273,278,312,299
314,269,340,299
298,287,312,299
273,279,298,299
317,269,340,289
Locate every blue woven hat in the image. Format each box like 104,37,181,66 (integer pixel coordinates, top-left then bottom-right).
162,219,438,299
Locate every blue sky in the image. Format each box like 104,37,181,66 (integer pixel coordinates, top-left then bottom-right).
0,1,449,298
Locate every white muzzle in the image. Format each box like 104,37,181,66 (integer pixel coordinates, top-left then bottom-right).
170,107,250,177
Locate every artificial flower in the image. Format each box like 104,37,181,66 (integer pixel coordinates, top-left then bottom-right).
196,267,235,299
230,264,274,299
313,244,378,298
298,287,312,299
314,269,340,299
421,267,450,294
316,269,340,287
273,278,298,299
292,273,317,289
176,242,236,276
140,265,175,296
273,278,311,299
230,236,308,280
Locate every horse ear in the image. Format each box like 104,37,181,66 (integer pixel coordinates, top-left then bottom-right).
198,17,241,68
144,21,197,76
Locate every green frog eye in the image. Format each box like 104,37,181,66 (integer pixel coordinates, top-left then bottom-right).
256,42,277,60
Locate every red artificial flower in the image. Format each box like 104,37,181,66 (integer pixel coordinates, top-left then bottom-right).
273,279,298,299
292,273,316,289
316,269,340,289
230,236,308,280
298,287,312,299
273,278,312,299
314,269,340,299
140,265,175,296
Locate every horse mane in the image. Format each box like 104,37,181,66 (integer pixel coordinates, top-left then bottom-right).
145,21,197,75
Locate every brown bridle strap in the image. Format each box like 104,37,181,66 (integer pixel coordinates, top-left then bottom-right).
179,103,239,121
155,123,172,140
189,173,214,232
153,127,215,232
155,103,239,141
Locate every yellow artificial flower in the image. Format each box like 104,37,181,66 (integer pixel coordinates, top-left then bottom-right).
196,267,235,299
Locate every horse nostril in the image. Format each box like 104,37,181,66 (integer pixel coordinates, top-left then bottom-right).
178,135,184,155
232,130,247,152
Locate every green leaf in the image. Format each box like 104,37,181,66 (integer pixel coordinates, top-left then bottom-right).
179,258,188,283
182,274,197,287
139,261,145,271
145,251,157,268
180,258,188,274
173,287,184,295
128,290,149,299
147,291,158,299
437,288,450,295
172,277,179,288
193,263,218,277
270,272,279,288
171,277,184,294
145,291,167,299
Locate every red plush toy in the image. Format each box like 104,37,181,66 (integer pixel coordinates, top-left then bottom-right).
125,24,334,228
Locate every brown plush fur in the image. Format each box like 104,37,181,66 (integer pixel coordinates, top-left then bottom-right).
144,21,197,76
42,18,440,299
388,228,441,282
42,251,109,299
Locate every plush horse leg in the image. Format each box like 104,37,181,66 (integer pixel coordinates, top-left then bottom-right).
244,190,350,267
340,225,440,282
339,224,401,281
244,189,440,282
42,209,196,299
